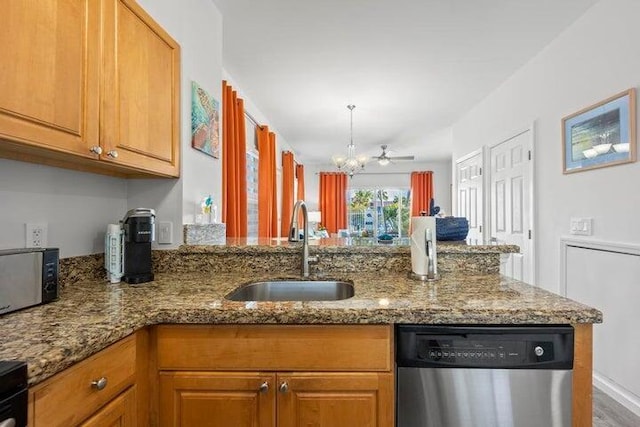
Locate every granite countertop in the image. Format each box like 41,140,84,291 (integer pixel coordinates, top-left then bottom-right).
182,238,520,254
0,270,601,386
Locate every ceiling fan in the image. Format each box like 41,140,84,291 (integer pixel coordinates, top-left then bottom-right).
372,145,415,166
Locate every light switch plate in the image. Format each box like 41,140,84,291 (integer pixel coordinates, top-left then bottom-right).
158,221,173,244
570,217,593,236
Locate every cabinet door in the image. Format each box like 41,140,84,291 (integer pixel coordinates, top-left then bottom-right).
0,0,100,156
159,372,276,427
277,373,394,427
79,386,136,427
101,0,180,177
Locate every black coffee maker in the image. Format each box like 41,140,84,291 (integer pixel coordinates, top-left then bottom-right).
121,208,155,284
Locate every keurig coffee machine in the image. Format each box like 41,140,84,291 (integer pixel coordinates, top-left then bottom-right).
122,208,155,284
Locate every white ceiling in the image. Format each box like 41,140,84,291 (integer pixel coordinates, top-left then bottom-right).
212,0,599,163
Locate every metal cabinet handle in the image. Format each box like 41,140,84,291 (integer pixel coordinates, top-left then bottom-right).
89,146,102,155
106,150,118,158
91,377,108,391
279,381,289,393
0,418,16,427
259,381,269,393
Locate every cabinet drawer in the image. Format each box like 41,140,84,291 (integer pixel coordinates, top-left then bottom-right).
157,325,392,372
31,334,136,427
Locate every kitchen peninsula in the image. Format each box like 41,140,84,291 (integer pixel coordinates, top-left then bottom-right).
0,242,601,426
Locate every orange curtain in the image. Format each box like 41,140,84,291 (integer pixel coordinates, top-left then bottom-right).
280,151,295,237
319,172,348,234
257,127,278,238
296,164,305,202
410,171,434,217
222,81,247,237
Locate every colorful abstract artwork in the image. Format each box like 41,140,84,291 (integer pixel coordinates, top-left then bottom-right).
191,81,220,158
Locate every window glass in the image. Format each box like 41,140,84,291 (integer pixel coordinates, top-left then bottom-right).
347,188,410,238
246,120,259,238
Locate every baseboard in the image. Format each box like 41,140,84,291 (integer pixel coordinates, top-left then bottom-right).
594,372,640,417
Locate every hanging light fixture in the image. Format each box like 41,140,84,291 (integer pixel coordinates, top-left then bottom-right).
332,104,367,177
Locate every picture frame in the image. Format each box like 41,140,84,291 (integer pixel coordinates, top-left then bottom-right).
562,88,636,174
191,81,220,158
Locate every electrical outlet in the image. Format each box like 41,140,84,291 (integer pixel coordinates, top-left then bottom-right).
158,221,173,245
26,223,48,248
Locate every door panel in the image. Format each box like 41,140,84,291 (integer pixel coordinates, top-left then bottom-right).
80,386,136,427
0,0,99,155
277,373,393,427
490,131,532,283
101,0,180,176
159,372,276,427
456,152,484,244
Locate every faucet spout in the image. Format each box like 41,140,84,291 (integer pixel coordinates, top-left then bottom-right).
288,200,319,277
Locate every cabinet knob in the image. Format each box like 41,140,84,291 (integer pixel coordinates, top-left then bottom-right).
259,381,269,393
106,150,118,158
279,381,289,393
89,146,102,155
91,377,108,391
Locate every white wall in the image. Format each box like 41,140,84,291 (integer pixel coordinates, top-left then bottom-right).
222,70,297,166
451,0,640,293
0,0,225,256
129,0,224,246
0,160,127,257
304,160,452,214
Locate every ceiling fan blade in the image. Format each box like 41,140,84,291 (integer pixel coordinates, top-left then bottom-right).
388,155,415,161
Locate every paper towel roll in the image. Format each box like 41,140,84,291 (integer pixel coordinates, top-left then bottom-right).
410,216,437,276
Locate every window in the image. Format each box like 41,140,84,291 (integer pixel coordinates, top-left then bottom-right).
347,188,410,238
246,120,259,238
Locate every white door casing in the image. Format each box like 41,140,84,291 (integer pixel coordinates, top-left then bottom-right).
489,129,533,283
455,149,484,244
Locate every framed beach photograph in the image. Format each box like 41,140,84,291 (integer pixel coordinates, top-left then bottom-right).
562,88,636,174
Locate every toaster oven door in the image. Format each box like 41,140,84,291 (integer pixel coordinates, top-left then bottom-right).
0,252,43,315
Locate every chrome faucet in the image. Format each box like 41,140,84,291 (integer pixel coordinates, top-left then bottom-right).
288,200,319,277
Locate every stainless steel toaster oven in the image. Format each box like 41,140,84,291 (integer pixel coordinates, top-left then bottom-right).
0,248,59,315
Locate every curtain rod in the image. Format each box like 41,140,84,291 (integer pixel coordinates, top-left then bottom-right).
244,111,260,127
315,171,410,175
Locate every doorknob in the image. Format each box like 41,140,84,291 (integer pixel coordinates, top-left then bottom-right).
259,381,269,393
279,381,289,393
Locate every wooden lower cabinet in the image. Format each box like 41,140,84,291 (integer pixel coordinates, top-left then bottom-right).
278,372,394,427
159,372,276,427
159,371,393,427
155,325,395,427
79,386,137,427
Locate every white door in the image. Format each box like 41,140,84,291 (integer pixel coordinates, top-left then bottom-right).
456,151,483,244
490,130,533,283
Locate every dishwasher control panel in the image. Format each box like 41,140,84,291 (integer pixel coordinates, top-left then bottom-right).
396,325,574,369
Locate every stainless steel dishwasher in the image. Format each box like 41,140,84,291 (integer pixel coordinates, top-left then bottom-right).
396,325,574,427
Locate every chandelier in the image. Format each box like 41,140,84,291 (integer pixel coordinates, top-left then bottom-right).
332,104,367,177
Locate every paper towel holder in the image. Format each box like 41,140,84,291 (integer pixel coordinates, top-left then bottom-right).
408,226,440,282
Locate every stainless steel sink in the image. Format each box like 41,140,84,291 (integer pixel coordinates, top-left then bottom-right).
225,280,354,302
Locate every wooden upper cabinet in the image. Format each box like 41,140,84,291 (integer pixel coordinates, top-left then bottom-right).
0,0,100,156
0,0,180,178
101,0,181,177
